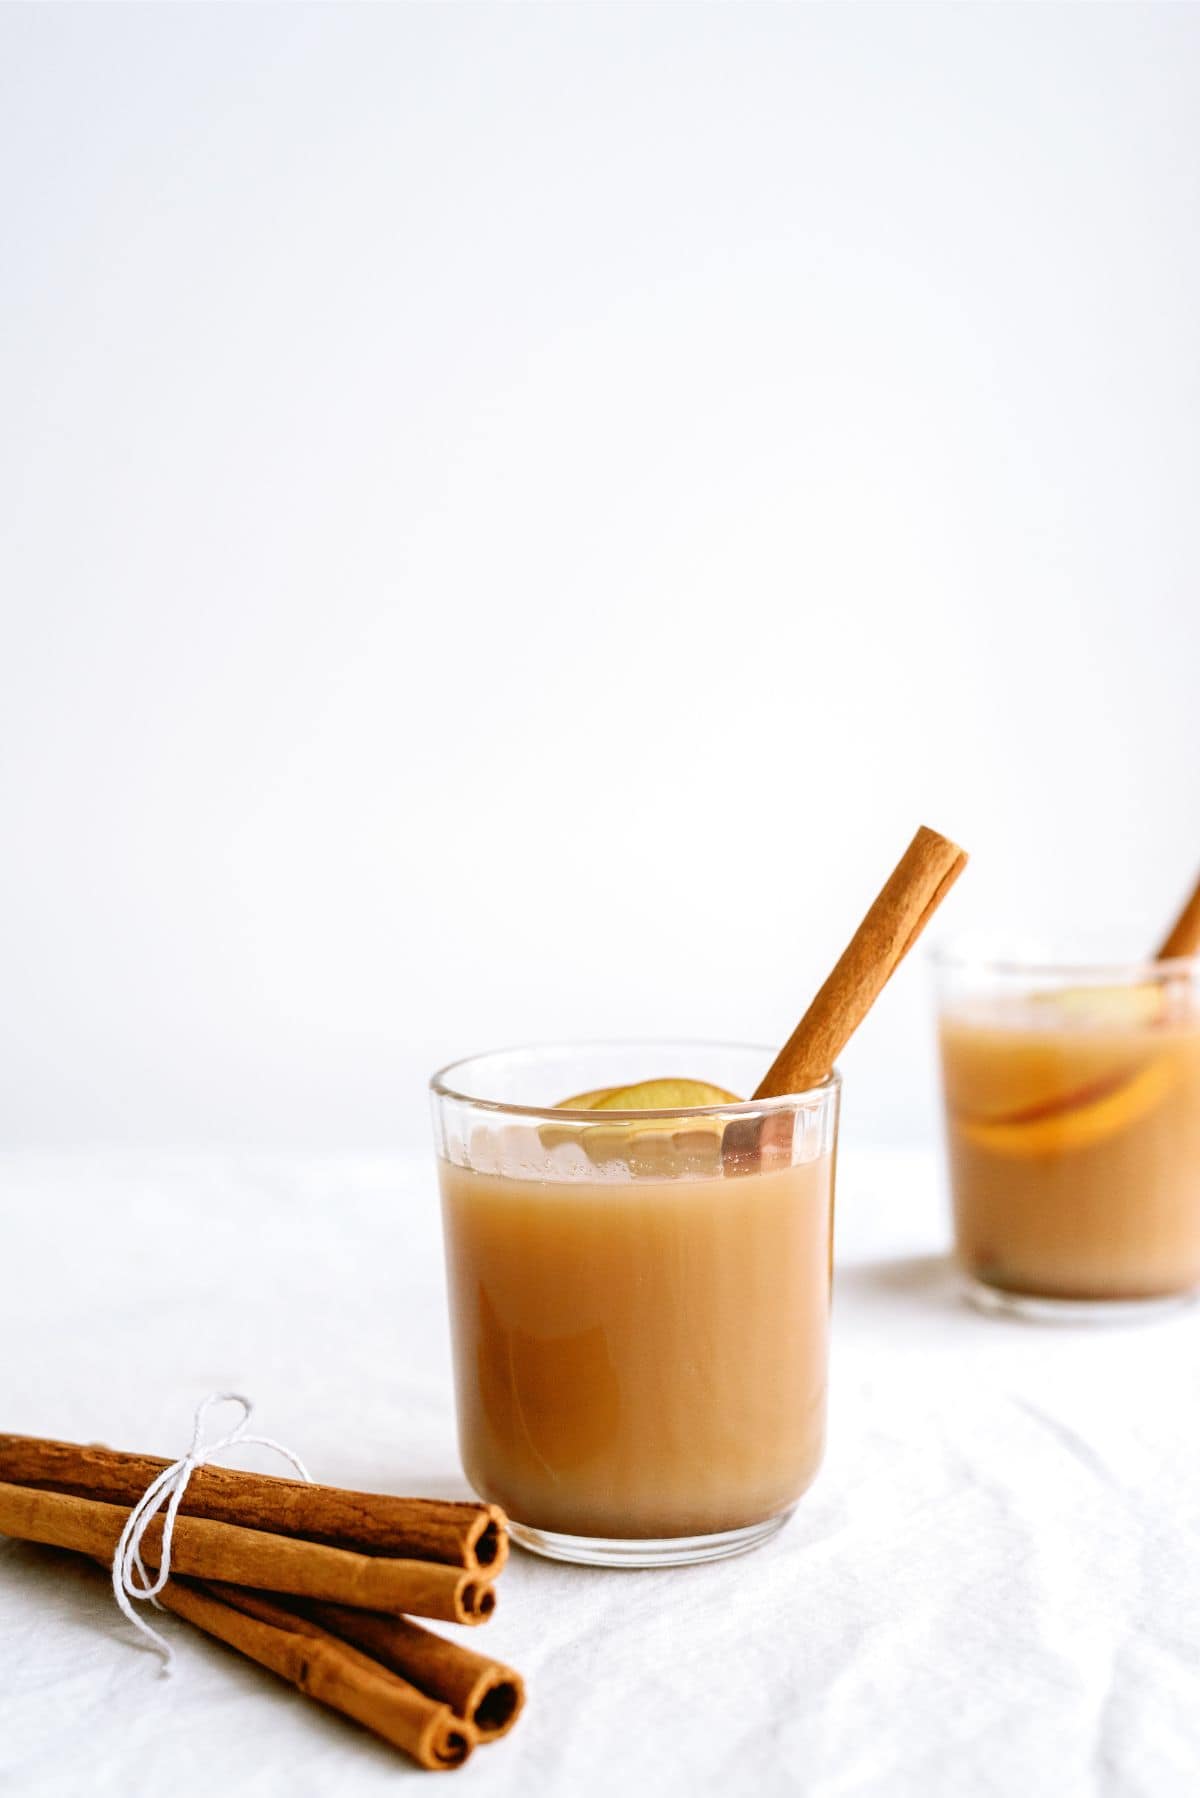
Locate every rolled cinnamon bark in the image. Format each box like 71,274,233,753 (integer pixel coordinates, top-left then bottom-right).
159,1578,476,1770
0,1435,505,1573
0,1483,495,1625
755,824,967,1098
276,1597,524,1741
1157,870,1200,961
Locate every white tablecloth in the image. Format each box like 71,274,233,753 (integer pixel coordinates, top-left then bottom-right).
2,1146,1198,1797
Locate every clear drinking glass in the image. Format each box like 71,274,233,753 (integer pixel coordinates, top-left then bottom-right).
430,1042,840,1567
935,950,1200,1320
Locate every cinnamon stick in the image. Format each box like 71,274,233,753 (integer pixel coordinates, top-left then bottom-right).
274,1597,524,1741
1157,869,1200,961
157,1577,476,1770
0,1434,505,1573
755,825,968,1098
0,1483,495,1625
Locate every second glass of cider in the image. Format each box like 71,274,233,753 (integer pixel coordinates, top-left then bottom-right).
937,952,1200,1318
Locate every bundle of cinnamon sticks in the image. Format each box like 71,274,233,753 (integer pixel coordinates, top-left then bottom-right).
0,1432,523,1771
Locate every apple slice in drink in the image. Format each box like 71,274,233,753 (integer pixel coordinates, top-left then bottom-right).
959,1055,1176,1159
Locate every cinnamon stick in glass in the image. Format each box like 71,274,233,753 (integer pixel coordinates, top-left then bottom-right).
273,1597,524,1741
0,1434,506,1573
158,1578,476,1770
0,1482,495,1625
1157,869,1200,961
755,824,968,1098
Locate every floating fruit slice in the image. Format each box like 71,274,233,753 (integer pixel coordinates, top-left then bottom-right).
958,1056,1176,1159
982,1070,1138,1128
1040,984,1164,1029
543,1078,743,1161
592,1078,742,1111
554,1086,620,1111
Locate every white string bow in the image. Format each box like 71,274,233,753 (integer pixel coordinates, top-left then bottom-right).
112,1391,312,1675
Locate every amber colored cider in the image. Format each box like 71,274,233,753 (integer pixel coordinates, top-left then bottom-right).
940,988,1200,1301
439,1149,832,1539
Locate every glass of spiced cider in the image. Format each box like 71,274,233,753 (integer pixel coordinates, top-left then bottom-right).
937,951,1200,1319
432,1043,839,1566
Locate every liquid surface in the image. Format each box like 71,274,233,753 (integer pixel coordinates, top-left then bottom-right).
940,991,1200,1300
440,1152,832,1538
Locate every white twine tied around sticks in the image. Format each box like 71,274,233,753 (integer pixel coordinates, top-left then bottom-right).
112,1392,312,1675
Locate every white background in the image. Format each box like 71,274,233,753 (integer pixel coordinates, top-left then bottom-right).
2,3,1198,1154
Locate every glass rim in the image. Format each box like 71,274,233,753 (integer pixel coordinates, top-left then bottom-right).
931,944,1200,981
429,1038,841,1121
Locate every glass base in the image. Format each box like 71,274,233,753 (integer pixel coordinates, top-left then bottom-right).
508,1508,795,1568
963,1274,1199,1325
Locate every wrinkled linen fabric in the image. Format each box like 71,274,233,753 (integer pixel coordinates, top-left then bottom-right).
1,1146,1197,1798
